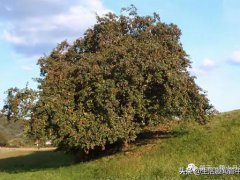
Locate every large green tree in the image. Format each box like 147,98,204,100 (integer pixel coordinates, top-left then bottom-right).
2,6,215,153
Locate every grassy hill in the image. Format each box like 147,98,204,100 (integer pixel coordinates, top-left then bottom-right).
0,110,240,179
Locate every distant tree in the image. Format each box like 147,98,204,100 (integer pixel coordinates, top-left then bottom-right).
2,86,37,121
0,132,7,146
2,5,215,153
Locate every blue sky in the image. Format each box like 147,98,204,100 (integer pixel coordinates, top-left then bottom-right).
0,0,240,112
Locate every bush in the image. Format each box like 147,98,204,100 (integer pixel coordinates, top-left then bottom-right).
6,135,35,147
0,132,8,146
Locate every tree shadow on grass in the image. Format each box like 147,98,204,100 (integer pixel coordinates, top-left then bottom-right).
135,129,189,146
0,129,188,173
0,150,75,173
76,129,189,162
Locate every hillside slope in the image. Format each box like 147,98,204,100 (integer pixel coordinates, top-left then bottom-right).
0,110,240,179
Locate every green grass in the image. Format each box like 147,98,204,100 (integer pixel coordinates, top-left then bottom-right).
0,110,240,179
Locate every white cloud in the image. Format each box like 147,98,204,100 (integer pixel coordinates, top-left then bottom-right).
3,30,27,45
20,65,34,71
189,67,207,76
4,6,12,12
189,58,217,76
0,0,111,56
229,50,240,64
201,58,216,69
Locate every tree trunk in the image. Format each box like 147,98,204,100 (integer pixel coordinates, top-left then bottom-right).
121,139,129,151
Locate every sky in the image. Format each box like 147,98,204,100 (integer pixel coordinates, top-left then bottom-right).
0,0,240,112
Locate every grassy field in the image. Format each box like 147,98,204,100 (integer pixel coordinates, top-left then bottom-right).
0,110,240,179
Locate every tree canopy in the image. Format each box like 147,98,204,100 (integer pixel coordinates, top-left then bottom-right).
2,6,215,153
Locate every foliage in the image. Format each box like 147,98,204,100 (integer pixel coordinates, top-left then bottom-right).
0,132,7,146
0,114,27,146
2,86,38,122
2,6,215,153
